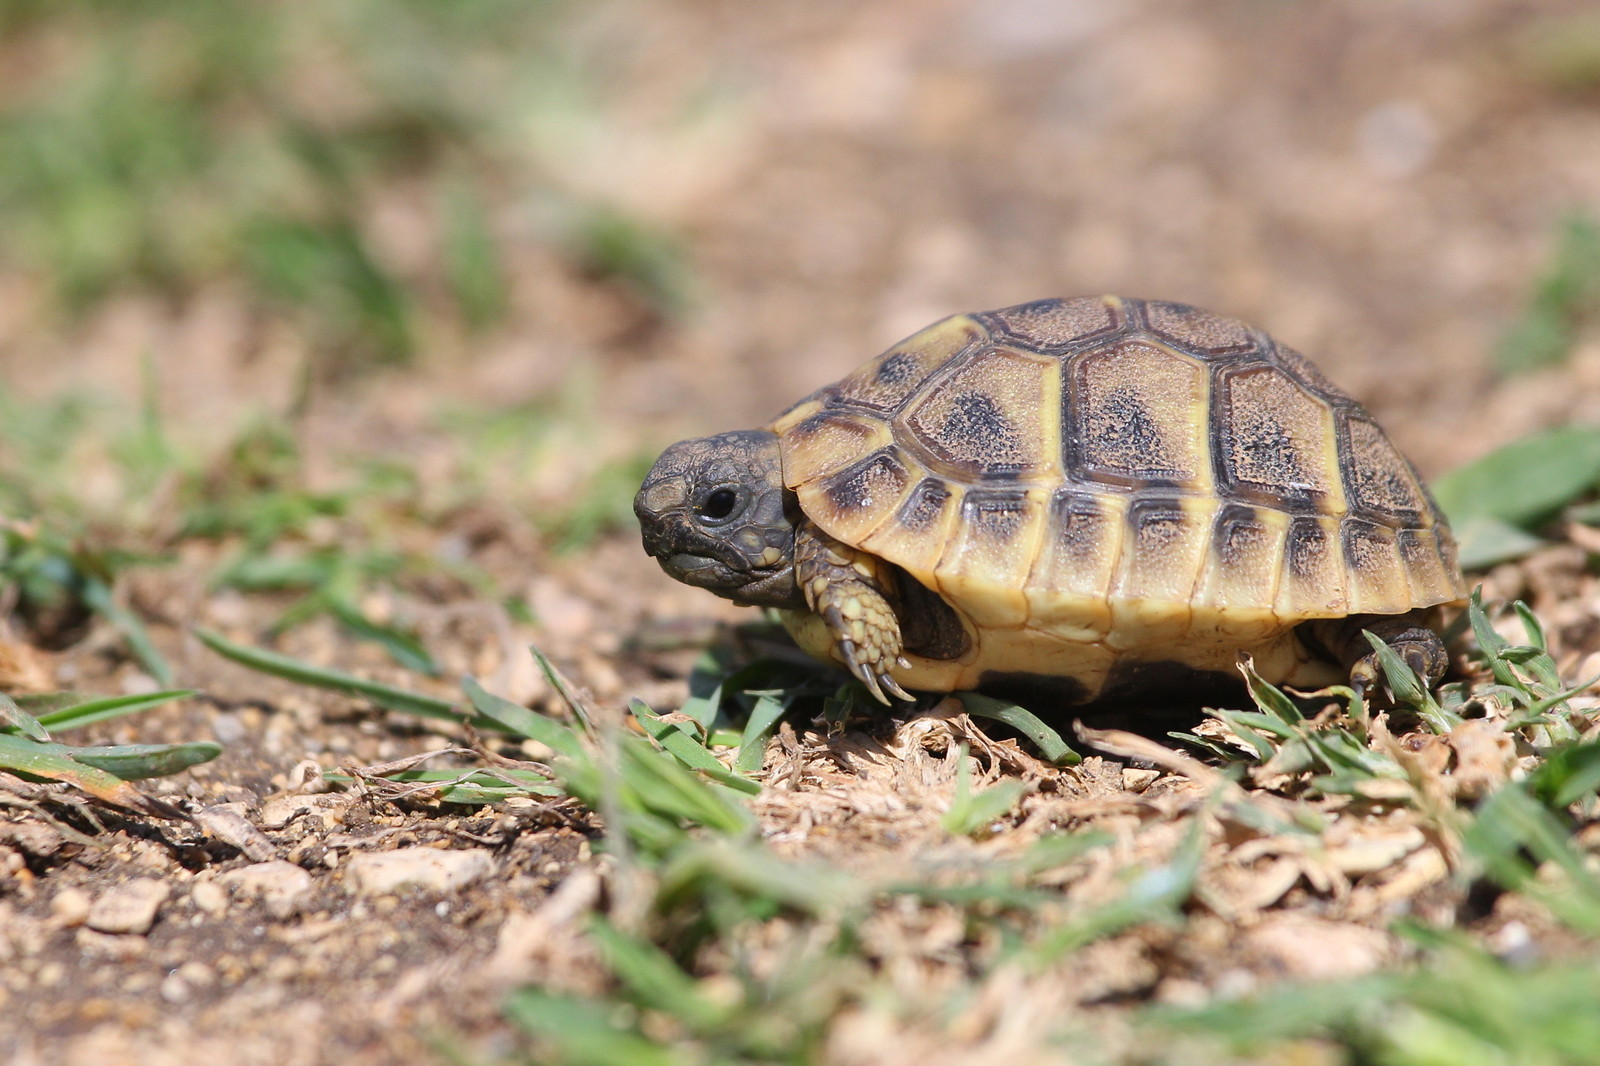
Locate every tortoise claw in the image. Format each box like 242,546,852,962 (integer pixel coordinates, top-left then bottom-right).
880,674,915,702
838,641,913,704
841,640,908,705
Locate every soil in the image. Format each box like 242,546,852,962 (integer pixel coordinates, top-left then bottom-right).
4,1,1600,1063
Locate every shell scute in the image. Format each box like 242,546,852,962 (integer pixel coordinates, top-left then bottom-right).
1198,503,1288,610
814,449,914,545
1112,497,1214,639
1277,516,1349,616
1340,413,1428,524
1023,489,1122,638
935,488,1046,627
1217,364,1344,513
827,314,984,412
979,296,1122,351
781,410,895,490
859,474,959,581
1068,341,1211,491
901,347,1057,479
1342,519,1411,614
1141,300,1257,356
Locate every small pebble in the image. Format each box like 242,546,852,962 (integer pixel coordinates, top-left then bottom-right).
191,880,229,917
219,860,315,919
345,847,495,897
87,879,170,935
50,887,92,928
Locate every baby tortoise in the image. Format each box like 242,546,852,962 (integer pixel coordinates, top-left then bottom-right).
635,296,1465,705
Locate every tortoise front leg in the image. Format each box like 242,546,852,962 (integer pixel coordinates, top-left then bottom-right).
1304,610,1448,697
794,518,913,704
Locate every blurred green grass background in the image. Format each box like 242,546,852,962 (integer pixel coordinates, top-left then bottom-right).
0,0,692,376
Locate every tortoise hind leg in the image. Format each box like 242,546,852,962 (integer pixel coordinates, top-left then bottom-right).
1302,610,1448,697
793,518,914,704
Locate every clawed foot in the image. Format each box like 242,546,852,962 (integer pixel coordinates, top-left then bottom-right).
794,518,918,705
820,602,914,704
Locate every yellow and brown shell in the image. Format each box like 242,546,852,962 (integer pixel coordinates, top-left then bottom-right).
769,296,1466,696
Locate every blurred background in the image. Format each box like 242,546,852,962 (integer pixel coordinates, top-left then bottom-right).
1,0,1599,590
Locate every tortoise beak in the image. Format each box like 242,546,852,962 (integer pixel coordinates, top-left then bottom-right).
664,552,731,586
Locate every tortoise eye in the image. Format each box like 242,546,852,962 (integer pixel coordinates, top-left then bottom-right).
698,487,740,521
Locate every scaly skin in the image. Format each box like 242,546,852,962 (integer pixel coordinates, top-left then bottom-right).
1303,610,1449,697
793,518,913,703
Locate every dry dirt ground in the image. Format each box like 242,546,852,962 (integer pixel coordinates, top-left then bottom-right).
3,1,1600,1063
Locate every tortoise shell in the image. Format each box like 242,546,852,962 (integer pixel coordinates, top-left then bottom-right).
768,296,1465,695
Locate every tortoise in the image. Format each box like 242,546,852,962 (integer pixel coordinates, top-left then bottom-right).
634,296,1465,705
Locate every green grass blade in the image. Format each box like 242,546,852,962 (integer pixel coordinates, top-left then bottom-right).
461,676,584,759
1240,662,1305,724
194,626,462,722
942,770,1028,837
0,733,178,808
587,917,731,1031
0,692,50,741
956,692,1081,765
504,989,690,1066
70,741,222,780
33,689,196,732
329,766,565,804
1030,817,1205,964
1468,591,1521,689
1363,631,1459,732
677,647,726,732
528,643,596,732
1528,740,1600,808
1464,785,1600,933
1432,424,1600,527
629,699,761,795
328,599,440,675
615,740,755,836
80,574,173,686
733,694,788,776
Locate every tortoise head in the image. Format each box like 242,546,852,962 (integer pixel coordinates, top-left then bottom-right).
634,429,806,609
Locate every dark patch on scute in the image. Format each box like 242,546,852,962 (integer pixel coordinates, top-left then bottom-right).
940,391,1023,461
821,450,910,515
1142,300,1255,356
1286,517,1331,578
1342,519,1396,575
1127,497,1189,553
788,412,837,439
1214,504,1269,566
1397,529,1431,570
1341,414,1425,523
1048,490,1111,563
897,478,954,534
875,351,921,386
962,489,1031,545
1225,408,1318,507
981,297,1121,351
1349,467,1424,522
1436,525,1461,576
1075,386,1186,484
